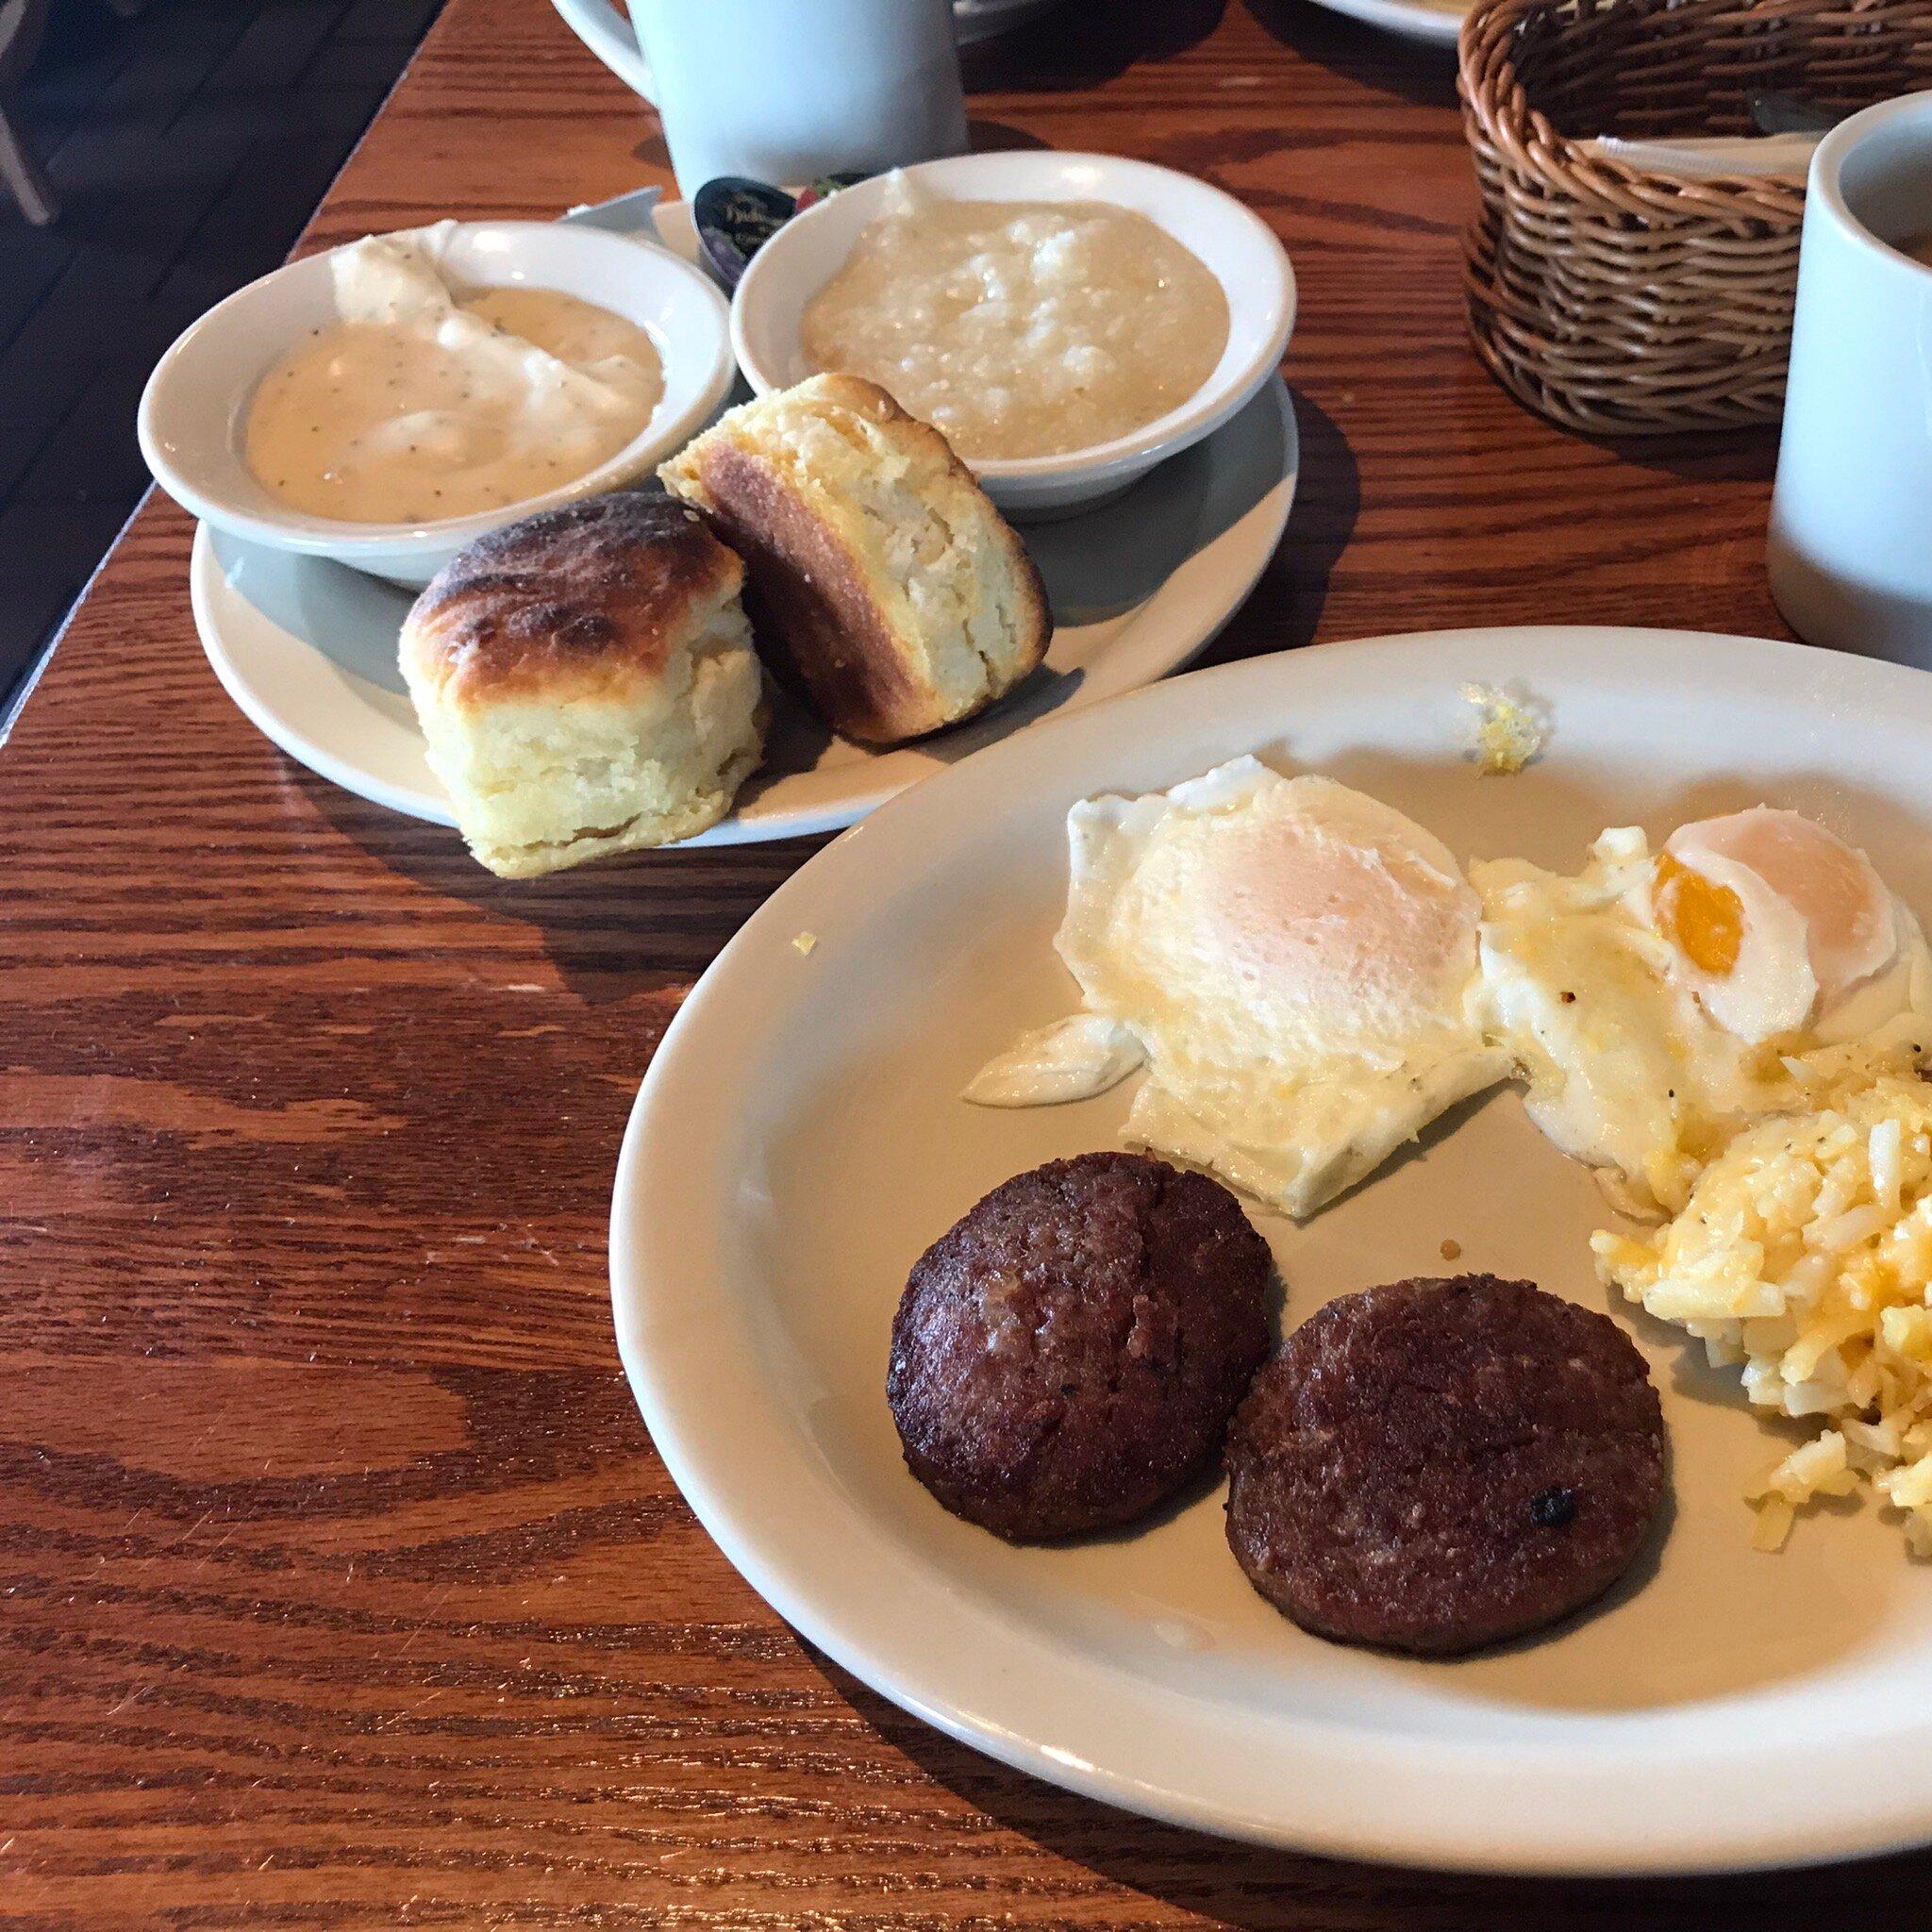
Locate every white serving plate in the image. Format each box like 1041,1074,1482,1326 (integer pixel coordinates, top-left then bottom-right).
610,626,1932,1875
191,376,1293,840
189,193,1296,845
190,193,1296,845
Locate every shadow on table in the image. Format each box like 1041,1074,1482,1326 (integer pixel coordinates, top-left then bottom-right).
1202,386,1358,663
1459,360,1782,486
293,763,826,1002
1589,425,1781,486
968,117,1052,153
809,1649,1932,1927
1244,0,1458,108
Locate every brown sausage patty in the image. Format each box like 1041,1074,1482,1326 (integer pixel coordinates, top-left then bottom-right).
888,1152,1272,1542
1225,1274,1666,1655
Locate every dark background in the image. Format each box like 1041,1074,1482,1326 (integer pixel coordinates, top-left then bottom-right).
0,0,445,733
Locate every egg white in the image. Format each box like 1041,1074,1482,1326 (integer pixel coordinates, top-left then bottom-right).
968,758,1508,1218
1474,824,1932,1218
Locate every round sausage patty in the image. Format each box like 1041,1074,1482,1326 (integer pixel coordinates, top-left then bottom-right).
888,1152,1273,1542
1225,1274,1665,1654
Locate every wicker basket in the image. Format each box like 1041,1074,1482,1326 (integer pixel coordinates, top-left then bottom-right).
1459,0,1932,436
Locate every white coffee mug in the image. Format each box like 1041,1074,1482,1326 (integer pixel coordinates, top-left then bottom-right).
1768,92,1932,666
549,0,969,197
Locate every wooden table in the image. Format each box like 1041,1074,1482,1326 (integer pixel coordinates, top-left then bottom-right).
7,0,1924,1923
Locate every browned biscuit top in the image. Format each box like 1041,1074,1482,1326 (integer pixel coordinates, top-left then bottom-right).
777,372,963,471
402,492,743,706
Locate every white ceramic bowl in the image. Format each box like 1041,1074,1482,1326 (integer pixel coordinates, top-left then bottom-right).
730,152,1296,518
138,221,735,588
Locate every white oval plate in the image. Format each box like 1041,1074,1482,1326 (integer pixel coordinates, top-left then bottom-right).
1306,0,1464,46
190,206,1298,844
611,627,1932,1875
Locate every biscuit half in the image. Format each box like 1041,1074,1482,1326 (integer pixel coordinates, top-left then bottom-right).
660,374,1050,746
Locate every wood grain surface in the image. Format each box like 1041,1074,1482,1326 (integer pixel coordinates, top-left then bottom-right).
5,0,1921,1924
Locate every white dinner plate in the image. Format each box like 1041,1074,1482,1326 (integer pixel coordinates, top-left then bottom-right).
189,199,1298,845
1305,0,1464,48
611,626,1932,1875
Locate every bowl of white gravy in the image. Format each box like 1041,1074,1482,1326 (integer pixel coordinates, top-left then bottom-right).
140,220,733,586
731,153,1294,517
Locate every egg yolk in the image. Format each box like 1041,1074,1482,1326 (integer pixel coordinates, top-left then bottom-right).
1654,851,1742,975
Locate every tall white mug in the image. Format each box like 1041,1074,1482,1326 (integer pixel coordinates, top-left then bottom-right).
551,0,969,198
1768,92,1932,667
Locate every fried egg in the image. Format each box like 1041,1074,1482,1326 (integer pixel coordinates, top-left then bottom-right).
965,758,1508,1218
1650,809,1901,1041
1475,808,1932,1217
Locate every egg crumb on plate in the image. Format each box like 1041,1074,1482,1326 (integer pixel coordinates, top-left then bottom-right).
1461,682,1544,776
1594,1071,1932,1554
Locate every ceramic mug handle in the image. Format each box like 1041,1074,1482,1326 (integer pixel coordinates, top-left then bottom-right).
549,0,656,102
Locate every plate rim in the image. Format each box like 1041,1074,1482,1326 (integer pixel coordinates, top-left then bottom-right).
1301,0,1465,47
610,625,1932,1877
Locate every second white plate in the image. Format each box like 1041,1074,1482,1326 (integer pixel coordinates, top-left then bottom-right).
190,190,1298,847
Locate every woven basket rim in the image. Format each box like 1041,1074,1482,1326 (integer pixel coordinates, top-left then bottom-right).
1457,0,1811,222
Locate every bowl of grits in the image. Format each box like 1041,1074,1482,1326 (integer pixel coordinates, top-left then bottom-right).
139,220,734,586
730,152,1296,518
